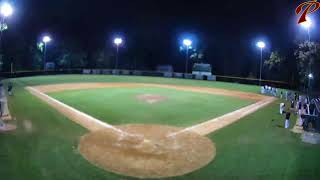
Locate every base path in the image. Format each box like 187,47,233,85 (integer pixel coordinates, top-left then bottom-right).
26,83,276,135
173,96,276,136
27,86,116,132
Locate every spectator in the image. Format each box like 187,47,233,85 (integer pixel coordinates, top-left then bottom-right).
280,103,285,115
285,112,291,129
8,82,13,96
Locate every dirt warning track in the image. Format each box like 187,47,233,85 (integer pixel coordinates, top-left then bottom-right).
33,82,266,101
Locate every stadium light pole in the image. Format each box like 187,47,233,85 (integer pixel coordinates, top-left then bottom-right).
113,37,123,69
300,17,313,96
308,73,314,96
0,2,13,42
42,36,51,71
0,2,13,67
256,41,266,86
300,16,312,42
183,39,192,74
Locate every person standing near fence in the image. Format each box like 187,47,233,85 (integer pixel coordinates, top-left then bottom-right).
309,101,316,115
294,93,298,102
8,82,13,96
280,103,285,115
285,112,291,129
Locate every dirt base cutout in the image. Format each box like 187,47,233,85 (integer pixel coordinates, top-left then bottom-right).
136,94,167,104
79,124,216,179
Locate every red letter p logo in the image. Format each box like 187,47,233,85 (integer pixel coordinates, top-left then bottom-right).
296,0,320,24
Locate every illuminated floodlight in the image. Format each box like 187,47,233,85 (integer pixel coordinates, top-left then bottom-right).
113,37,123,69
183,39,192,47
42,36,51,43
256,41,266,49
182,38,193,74
300,17,312,29
0,2,13,17
41,35,52,71
308,73,314,79
114,38,123,46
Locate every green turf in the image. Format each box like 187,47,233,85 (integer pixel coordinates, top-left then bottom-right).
1,75,319,180
49,87,253,126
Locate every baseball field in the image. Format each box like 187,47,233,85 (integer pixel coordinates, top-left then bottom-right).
1,75,320,179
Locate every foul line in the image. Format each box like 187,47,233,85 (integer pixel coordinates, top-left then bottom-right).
173,97,276,136
26,87,117,132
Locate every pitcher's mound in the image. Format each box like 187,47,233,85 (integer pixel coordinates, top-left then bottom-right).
136,94,167,104
79,124,216,178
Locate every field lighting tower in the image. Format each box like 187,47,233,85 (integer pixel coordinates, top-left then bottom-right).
113,37,123,69
0,2,13,38
256,41,266,85
183,39,192,74
42,35,52,71
0,2,13,56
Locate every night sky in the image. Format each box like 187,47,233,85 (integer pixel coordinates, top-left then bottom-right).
3,0,318,76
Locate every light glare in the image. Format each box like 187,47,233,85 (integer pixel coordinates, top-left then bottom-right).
114,38,123,45
257,41,266,49
42,36,51,43
1,3,13,17
308,73,314,79
301,17,312,29
183,39,192,46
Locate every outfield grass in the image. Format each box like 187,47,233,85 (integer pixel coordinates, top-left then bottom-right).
49,87,253,126
1,75,319,180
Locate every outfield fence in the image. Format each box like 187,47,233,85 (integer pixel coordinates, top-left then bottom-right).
0,69,292,89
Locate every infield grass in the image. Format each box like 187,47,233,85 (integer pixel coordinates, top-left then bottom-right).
49,87,254,126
